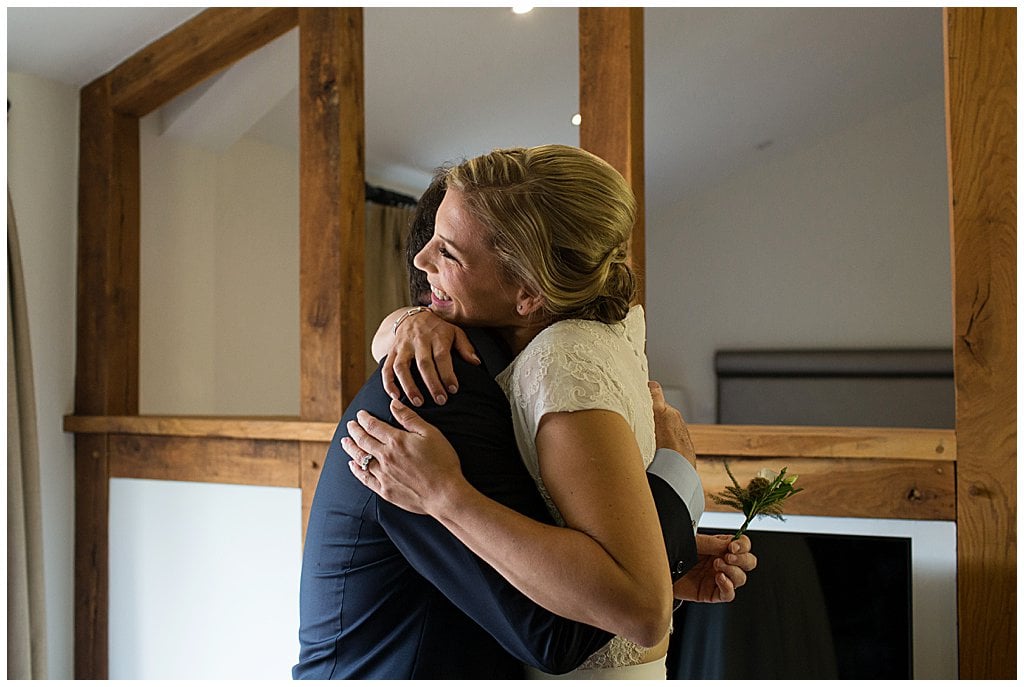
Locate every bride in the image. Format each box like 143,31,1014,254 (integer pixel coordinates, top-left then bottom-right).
346,145,747,679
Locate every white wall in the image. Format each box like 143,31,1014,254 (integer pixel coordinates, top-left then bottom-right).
646,89,952,423
139,116,299,416
7,72,80,679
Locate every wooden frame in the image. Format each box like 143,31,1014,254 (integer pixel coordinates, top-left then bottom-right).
66,7,1014,680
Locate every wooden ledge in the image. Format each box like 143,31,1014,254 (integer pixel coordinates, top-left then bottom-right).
64,415,954,460
690,424,955,461
64,415,956,520
64,414,337,442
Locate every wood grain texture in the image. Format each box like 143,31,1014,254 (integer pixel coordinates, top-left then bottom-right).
74,435,109,679
945,7,1017,679
109,7,298,116
65,415,337,442
299,8,367,420
74,75,138,680
300,442,330,541
76,76,140,416
108,435,300,487
689,423,955,461
66,414,955,521
579,7,646,305
699,456,955,521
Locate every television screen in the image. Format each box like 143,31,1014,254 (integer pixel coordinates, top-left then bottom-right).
668,528,913,679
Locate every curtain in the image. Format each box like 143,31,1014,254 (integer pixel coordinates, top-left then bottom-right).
364,201,415,375
7,188,48,679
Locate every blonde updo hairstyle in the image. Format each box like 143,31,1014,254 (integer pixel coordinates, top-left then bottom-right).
446,144,637,325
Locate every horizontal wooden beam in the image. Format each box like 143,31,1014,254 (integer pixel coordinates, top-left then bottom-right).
65,415,954,460
108,434,304,488
698,455,955,521
65,415,335,442
108,7,298,116
67,414,956,520
690,424,955,461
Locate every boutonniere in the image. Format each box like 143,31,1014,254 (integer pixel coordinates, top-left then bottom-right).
712,463,803,539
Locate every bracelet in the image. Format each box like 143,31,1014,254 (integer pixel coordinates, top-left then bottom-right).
393,306,431,334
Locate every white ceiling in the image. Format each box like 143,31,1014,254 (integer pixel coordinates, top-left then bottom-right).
7,6,945,205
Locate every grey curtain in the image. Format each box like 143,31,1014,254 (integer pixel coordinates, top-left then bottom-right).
364,201,415,374
7,188,48,678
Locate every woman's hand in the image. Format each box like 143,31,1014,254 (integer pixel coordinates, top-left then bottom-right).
343,398,470,516
378,309,480,407
673,534,757,603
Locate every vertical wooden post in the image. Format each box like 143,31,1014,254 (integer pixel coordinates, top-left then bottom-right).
74,74,141,679
298,8,366,534
944,7,1017,679
579,7,646,306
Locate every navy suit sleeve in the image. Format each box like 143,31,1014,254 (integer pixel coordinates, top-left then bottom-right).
648,473,700,580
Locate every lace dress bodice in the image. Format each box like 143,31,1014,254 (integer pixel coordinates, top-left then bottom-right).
496,305,661,673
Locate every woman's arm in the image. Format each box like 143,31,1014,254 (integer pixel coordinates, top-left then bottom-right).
345,399,673,647
370,307,479,407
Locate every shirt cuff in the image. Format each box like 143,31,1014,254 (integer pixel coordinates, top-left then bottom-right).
648,448,705,531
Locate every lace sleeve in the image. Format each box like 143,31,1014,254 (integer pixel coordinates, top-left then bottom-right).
506,323,635,439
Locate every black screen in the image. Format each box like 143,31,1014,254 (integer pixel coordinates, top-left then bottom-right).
668,528,913,679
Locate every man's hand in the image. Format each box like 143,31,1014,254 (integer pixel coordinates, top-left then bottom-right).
649,381,696,467
673,534,757,603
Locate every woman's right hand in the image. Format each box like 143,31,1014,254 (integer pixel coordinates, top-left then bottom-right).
380,309,479,407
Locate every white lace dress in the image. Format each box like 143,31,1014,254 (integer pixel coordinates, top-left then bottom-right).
496,305,668,679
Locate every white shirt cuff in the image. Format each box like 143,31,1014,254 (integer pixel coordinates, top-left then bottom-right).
648,448,705,531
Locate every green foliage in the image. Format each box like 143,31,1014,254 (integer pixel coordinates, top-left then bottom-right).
712,463,804,539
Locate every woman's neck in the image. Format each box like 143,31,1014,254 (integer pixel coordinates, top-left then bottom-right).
498,322,550,355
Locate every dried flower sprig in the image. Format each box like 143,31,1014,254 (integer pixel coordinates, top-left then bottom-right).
712,464,803,539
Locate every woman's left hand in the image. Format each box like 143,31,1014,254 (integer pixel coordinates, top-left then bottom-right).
343,398,468,516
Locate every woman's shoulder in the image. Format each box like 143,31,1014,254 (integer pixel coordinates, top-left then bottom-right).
529,304,646,360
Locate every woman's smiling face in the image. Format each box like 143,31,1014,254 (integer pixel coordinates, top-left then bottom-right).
413,187,524,329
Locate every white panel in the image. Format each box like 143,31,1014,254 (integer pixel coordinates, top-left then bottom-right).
109,479,302,679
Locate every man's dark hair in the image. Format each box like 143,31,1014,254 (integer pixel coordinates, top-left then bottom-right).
407,169,448,305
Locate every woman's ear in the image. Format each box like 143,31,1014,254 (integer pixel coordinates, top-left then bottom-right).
515,289,545,317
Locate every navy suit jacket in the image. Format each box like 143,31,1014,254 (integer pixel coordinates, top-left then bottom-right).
294,328,697,679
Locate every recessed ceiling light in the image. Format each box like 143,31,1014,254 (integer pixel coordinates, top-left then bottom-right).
571,113,582,126
512,5,534,14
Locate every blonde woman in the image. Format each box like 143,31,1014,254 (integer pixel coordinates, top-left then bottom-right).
346,145,744,678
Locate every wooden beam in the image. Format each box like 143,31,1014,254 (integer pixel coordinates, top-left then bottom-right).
66,414,955,520
109,7,298,117
298,7,366,421
73,435,109,679
107,435,301,487
579,7,646,305
690,424,954,461
64,415,336,442
74,74,141,680
699,456,955,521
76,76,140,417
298,8,367,534
944,7,1017,679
